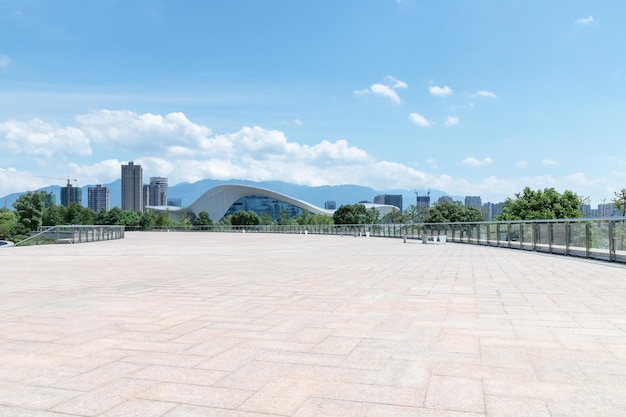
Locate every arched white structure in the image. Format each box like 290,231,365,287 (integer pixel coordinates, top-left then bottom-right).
187,184,333,221
149,184,400,221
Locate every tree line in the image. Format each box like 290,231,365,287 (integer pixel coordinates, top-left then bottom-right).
2,187,625,242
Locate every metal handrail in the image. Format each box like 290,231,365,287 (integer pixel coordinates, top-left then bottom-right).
15,225,125,246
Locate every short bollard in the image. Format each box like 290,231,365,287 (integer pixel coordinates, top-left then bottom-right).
403,234,407,243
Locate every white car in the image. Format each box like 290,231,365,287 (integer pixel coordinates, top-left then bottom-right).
0,240,15,248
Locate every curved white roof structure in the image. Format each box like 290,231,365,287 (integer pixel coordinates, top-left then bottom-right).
150,184,400,222
187,184,333,221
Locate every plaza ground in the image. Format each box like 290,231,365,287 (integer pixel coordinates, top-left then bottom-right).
1,232,625,416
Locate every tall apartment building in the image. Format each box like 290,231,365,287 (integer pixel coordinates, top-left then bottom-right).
121,161,143,212
149,177,168,206
60,184,82,207
438,195,453,204
142,185,150,212
464,195,482,209
41,192,55,208
374,194,403,212
88,184,110,212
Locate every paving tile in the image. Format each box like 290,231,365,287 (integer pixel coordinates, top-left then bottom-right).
485,395,549,417
425,375,485,414
239,376,321,415
52,378,157,416
139,382,255,409
98,398,177,417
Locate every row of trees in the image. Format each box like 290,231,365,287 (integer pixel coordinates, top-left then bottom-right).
3,187,625,241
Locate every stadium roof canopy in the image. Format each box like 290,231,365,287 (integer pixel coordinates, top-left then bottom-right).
148,184,399,221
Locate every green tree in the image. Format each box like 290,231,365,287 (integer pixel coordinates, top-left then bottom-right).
193,211,213,227
0,208,18,240
309,213,334,225
612,188,626,217
424,201,484,223
155,210,174,228
81,207,95,225
380,208,405,224
121,210,141,227
94,209,109,225
332,204,377,224
230,210,260,226
139,211,156,230
105,207,124,225
277,209,296,225
42,203,66,226
65,203,83,224
495,187,582,220
258,212,274,225
297,210,312,225
13,191,45,232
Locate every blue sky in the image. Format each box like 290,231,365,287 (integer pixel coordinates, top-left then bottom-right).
1,0,624,205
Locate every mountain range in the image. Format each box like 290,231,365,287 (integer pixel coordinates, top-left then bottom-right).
1,179,454,211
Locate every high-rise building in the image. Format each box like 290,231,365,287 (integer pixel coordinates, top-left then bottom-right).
465,196,482,209
41,192,55,208
60,184,82,207
88,185,110,212
121,161,143,212
167,198,182,207
149,177,168,207
142,185,150,212
438,195,453,204
374,194,403,212
324,201,336,210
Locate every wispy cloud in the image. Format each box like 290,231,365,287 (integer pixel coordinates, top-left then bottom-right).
354,75,407,104
542,159,559,166
429,85,453,97
444,116,459,126
575,16,594,25
409,112,430,127
293,119,302,126
0,55,10,68
461,157,493,167
515,160,528,168
472,90,497,98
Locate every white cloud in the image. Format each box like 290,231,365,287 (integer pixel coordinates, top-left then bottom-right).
461,157,493,167
515,160,528,168
0,55,10,68
76,110,213,153
409,112,430,127
542,159,559,166
429,85,453,97
575,16,593,25
444,116,459,126
473,90,497,98
426,159,439,169
293,119,302,126
355,76,407,104
0,118,92,158
384,75,408,89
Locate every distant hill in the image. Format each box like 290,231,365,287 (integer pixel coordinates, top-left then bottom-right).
1,178,454,210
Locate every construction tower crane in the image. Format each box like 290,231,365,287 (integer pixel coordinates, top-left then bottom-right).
34,176,79,206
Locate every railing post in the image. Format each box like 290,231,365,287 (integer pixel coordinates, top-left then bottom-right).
609,221,616,262
532,223,538,252
519,224,524,249
585,222,591,258
565,221,570,256
549,223,553,253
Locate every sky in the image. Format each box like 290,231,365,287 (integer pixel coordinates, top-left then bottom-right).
1,0,625,206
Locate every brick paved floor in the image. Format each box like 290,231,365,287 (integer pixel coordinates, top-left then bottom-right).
1,232,625,416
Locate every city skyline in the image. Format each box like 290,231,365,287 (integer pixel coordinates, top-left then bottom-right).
1,1,625,205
